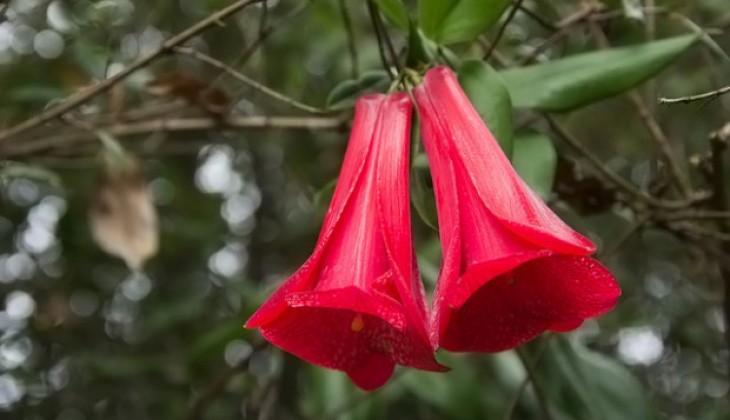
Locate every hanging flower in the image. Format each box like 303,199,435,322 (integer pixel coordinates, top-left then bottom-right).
246,93,446,390
415,66,621,353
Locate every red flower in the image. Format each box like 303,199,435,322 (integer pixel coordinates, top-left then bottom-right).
414,66,621,353
245,93,446,390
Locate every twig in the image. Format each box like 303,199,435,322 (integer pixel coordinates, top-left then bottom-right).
516,347,554,420
259,0,268,38
185,341,268,420
599,212,652,259
173,47,329,114
368,0,401,74
339,0,359,79
484,0,525,60
367,0,395,79
518,4,557,31
0,0,264,145
0,2,10,24
658,210,730,221
672,222,730,242
518,3,601,65
659,85,730,105
478,38,511,67
323,370,406,419
2,115,346,157
209,2,309,90
586,20,694,198
546,115,702,210
503,338,552,420
708,130,730,378
630,91,693,197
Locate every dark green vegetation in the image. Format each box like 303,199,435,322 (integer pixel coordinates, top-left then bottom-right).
0,0,729,418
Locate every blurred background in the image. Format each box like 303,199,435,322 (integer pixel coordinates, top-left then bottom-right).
0,0,729,418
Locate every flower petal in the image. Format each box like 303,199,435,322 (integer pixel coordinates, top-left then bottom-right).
417,67,595,256
441,256,620,352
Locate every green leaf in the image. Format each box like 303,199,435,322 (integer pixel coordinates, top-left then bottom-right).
412,153,430,170
406,23,436,68
500,35,698,112
375,0,410,30
326,70,390,110
403,353,515,418
539,338,657,420
313,178,338,214
512,133,556,199
411,164,439,231
458,60,514,157
419,0,511,44
410,123,439,231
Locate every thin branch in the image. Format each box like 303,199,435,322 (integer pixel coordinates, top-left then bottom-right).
708,129,730,377
518,3,601,65
174,47,330,114
0,0,264,145
658,210,730,221
339,0,359,79
586,20,694,198
259,0,269,38
324,370,406,419
546,115,704,210
630,90,694,196
3,115,346,158
517,4,557,31
599,213,651,259
516,347,554,420
659,85,730,105
478,38,511,67
0,2,10,24
503,338,552,420
672,222,730,242
368,0,401,74
367,0,395,79
484,0,525,60
185,342,268,420
209,1,310,90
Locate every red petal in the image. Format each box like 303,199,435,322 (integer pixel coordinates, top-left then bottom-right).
347,352,395,391
247,93,444,390
550,320,584,332
416,67,595,255
285,286,407,330
441,256,620,352
260,307,445,389
375,93,432,345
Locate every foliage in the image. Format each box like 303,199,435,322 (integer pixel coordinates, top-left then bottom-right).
0,0,729,419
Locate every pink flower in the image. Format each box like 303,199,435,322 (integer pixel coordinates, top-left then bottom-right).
245,93,446,390
415,66,621,353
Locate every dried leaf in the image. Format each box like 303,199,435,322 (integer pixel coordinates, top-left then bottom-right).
89,157,158,270
146,71,231,118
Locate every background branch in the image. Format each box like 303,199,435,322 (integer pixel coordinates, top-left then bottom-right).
0,0,263,145
659,85,730,105
2,115,346,158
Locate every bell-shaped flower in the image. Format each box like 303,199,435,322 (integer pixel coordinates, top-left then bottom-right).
414,66,621,353
246,93,446,390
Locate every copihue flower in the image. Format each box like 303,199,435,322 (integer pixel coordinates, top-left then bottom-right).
245,93,446,390
414,66,621,353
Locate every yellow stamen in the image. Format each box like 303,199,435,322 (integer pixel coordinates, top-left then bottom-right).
351,314,365,332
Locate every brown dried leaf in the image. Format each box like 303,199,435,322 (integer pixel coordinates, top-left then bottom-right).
89,157,158,270
146,71,231,118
